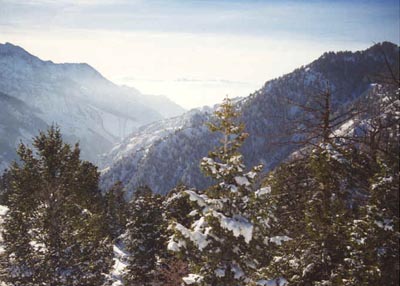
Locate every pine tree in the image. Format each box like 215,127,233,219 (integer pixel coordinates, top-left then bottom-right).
257,158,311,281
353,159,399,285
259,78,399,285
34,127,113,285
123,185,165,286
1,126,113,285
168,97,271,285
301,145,353,284
164,183,194,231
345,84,399,285
258,81,372,283
104,181,129,240
257,71,380,284
0,169,12,205
1,145,41,285
261,144,360,285
345,160,398,285
160,184,193,285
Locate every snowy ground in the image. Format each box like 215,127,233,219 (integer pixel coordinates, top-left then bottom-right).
110,243,128,286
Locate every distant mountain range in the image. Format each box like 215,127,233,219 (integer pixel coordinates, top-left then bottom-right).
100,42,399,196
0,42,185,167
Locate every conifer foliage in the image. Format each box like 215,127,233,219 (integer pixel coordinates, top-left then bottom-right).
167,97,270,285
104,181,129,241
123,185,165,286
259,81,399,284
263,144,357,285
1,126,113,286
345,84,400,285
1,145,39,285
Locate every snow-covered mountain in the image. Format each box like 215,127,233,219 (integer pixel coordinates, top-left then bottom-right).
0,42,185,168
100,42,399,196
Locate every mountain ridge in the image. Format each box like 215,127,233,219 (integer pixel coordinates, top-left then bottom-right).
0,42,185,169
100,42,399,196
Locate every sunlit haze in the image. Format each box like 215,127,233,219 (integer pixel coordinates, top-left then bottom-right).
1,0,399,109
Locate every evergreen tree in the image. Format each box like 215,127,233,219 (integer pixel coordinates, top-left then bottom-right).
104,181,129,240
160,184,193,285
123,185,165,286
345,84,399,285
345,160,399,285
260,81,399,285
258,78,373,283
257,158,311,281
1,126,113,285
1,145,40,285
0,169,12,205
261,144,361,285
168,97,271,285
164,183,194,231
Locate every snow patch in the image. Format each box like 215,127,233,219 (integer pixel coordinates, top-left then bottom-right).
234,176,250,186
270,236,292,245
256,186,271,197
174,219,210,251
214,212,253,243
183,274,204,284
185,190,207,207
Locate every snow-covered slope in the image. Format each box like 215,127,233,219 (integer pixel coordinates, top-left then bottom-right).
100,106,217,196
0,42,185,167
101,42,399,195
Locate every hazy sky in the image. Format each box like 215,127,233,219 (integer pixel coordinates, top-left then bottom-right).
1,0,399,109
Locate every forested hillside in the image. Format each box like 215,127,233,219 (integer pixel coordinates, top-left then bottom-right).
101,42,399,196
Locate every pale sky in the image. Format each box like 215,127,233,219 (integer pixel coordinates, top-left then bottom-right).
1,0,399,109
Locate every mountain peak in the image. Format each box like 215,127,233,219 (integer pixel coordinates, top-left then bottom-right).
0,42,108,82
318,41,398,60
0,42,38,59
366,41,399,54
